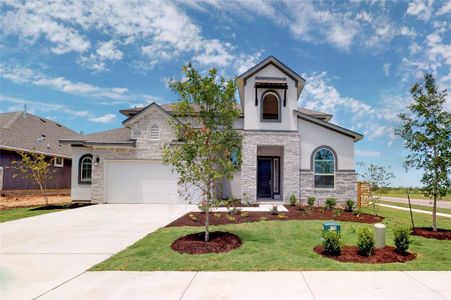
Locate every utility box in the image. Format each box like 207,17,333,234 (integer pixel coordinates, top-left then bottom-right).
374,223,386,248
323,221,341,234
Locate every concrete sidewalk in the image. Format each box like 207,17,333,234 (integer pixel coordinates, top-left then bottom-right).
40,271,450,300
382,197,451,209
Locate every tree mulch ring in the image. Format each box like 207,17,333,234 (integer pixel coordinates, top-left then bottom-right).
412,227,451,240
314,246,416,263
171,231,241,254
166,206,383,227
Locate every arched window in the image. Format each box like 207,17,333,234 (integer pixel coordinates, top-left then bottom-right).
261,92,280,120
79,154,93,184
150,124,160,140
313,148,335,188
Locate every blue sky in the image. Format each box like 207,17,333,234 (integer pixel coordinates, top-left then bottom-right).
1,0,450,187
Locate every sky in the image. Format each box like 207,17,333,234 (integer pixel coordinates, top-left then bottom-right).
1,0,450,187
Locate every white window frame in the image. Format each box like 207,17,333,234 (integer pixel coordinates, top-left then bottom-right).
54,157,64,168
150,124,160,141
313,148,335,189
80,156,93,183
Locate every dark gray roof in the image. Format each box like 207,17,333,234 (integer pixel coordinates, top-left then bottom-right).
0,112,79,158
61,127,134,146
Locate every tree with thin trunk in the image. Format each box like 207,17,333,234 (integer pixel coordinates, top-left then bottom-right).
12,151,54,206
358,162,394,216
396,73,450,232
162,64,242,242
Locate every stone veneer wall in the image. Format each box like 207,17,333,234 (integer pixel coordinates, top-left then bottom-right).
90,108,175,203
241,130,300,203
299,170,357,205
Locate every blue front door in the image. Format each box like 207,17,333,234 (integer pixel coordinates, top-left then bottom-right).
257,158,272,198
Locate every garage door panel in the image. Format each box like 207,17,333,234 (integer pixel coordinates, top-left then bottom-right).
105,161,182,204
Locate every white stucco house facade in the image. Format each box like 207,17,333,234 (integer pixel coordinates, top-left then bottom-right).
61,56,363,205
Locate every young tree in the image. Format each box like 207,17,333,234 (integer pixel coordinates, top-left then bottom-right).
358,162,395,215
12,151,54,206
162,64,242,242
396,73,450,231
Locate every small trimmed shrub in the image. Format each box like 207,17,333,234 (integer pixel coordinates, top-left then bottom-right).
242,193,251,207
357,227,375,256
277,213,288,219
269,204,279,215
240,211,249,218
188,214,198,222
307,196,316,208
325,198,337,210
226,215,236,222
214,212,222,218
322,231,342,256
393,225,411,254
259,216,268,222
289,194,297,206
344,199,355,212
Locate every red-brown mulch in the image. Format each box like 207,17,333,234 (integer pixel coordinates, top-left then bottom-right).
314,246,416,263
171,231,241,254
166,206,384,227
412,227,451,240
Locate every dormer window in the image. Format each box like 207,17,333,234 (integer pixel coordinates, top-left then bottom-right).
261,91,280,121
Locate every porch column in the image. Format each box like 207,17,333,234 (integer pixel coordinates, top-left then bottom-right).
241,133,258,203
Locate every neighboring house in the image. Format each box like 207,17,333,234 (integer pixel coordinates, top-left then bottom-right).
61,56,363,205
0,111,78,193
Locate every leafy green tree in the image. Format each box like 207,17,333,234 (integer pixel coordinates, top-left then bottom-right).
163,64,242,241
396,73,450,231
358,162,394,215
12,151,54,206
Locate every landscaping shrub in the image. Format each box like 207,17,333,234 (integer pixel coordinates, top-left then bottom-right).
289,194,297,206
307,197,316,208
393,225,411,254
240,211,249,218
188,214,198,222
241,193,251,207
214,212,222,218
227,207,241,215
226,215,236,222
325,198,337,211
269,204,279,215
277,213,288,219
357,227,375,256
344,199,355,212
322,231,342,255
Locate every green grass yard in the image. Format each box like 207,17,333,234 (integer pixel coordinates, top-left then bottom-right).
0,205,68,223
92,206,451,271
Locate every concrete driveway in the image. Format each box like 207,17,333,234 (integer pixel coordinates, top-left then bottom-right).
0,204,194,300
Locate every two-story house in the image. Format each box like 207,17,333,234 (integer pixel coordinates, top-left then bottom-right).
62,56,363,205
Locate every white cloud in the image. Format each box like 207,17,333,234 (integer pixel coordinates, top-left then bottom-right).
355,150,381,158
0,0,254,71
89,113,116,123
0,64,156,105
406,0,434,20
436,0,451,15
234,51,263,74
383,63,391,76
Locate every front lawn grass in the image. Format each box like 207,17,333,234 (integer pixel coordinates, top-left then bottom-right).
92,206,451,271
0,205,68,223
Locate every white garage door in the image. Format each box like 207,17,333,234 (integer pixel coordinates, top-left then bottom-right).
104,160,183,204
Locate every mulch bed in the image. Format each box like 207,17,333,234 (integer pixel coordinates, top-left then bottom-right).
412,227,451,240
166,205,384,227
314,246,416,263
171,231,241,254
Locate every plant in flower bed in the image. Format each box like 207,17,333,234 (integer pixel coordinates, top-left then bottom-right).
307,197,316,209
357,227,375,256
269,204,279,215
240,211,249,218
322,231,342,256
227,207,241,215
344,200,355,212
324,198,337,211
289,194,297,206
393,225,411,254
